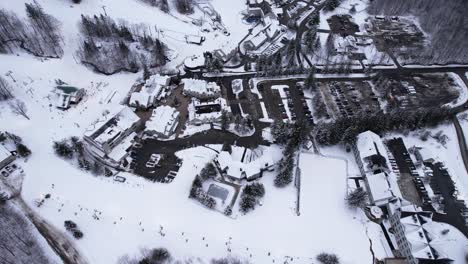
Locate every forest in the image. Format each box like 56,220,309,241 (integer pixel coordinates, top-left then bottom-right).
367,0,468,65
77,15,168,75
0,202,52,264
0,3,63,58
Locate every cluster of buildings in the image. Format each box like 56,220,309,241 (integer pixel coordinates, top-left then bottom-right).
353,131,452,264
182,78,221,99
215,146,274,182
242,1,290,56
181,78,228,126
82,75,230,168
129,74,172,110
145,105,180,139
83,106,142,168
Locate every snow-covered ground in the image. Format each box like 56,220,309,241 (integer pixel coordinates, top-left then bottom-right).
0,59,377,262
1,0,250,72
385,124,468,202
0,54,374,263
444,73,468,108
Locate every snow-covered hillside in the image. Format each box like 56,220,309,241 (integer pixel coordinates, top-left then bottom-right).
0,0,375,263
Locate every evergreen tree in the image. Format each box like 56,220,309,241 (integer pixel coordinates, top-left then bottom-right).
200,163,217,180
16,143,31,157
220,110,230,131
346,187,368,209
271,121,291,145
53,140,74,159
239,194,257,214
316,253,340,264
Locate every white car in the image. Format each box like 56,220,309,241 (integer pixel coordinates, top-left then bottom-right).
146,161,156,168
149,154,161,164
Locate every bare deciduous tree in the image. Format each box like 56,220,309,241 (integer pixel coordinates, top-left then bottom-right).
0,76,13,100
0,203,52,263
9,99,30,120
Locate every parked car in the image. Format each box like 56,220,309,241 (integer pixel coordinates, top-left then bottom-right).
114,176,126,183
146,161,156,168
5,166,14,173
1,170,9,177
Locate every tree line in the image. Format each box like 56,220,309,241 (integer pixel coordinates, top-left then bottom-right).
367,0,468,65
315,106,452,145
0,203,52,264
0,2,63,58
138,0,195,15
77,14,168,75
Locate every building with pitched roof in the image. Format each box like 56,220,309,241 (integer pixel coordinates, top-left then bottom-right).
145,105,180,139
84,106,142,167
52,85,85,109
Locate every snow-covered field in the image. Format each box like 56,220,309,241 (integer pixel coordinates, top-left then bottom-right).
0,60,375,262
1,0,467,263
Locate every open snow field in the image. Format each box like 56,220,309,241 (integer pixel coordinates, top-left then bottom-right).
0,59,376,262
0,45,374,263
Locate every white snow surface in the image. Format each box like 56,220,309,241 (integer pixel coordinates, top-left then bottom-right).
385,124,468,202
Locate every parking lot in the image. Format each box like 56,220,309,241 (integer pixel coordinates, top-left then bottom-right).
257,79,314,124
386,138,426,207
1,163,23,178
130,142,182,183
428,162,468,236
318,81,381,119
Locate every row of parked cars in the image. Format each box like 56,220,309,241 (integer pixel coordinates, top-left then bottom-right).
296,84,315,124
1,163,22,177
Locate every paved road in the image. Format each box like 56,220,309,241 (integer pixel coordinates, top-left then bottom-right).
453,117,468,173
294,0,330,68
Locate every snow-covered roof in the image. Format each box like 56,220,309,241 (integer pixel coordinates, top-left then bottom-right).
231,79,243,94
366,172,394,204
217,146,274,180
193,97,224,107
185,35,204,44
129,92,152,108
247,31,268,48
145,105,179,137
108,132,137,162
356,130,391,167
184,55,205,69
182,78,220,98
84,106,140,145
263,17,281,39
417,147,434,162
400,213,438,260
54,85,82,95
0,145,12,162
189,97,227,123
145,74,170,89
54,93,71,109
